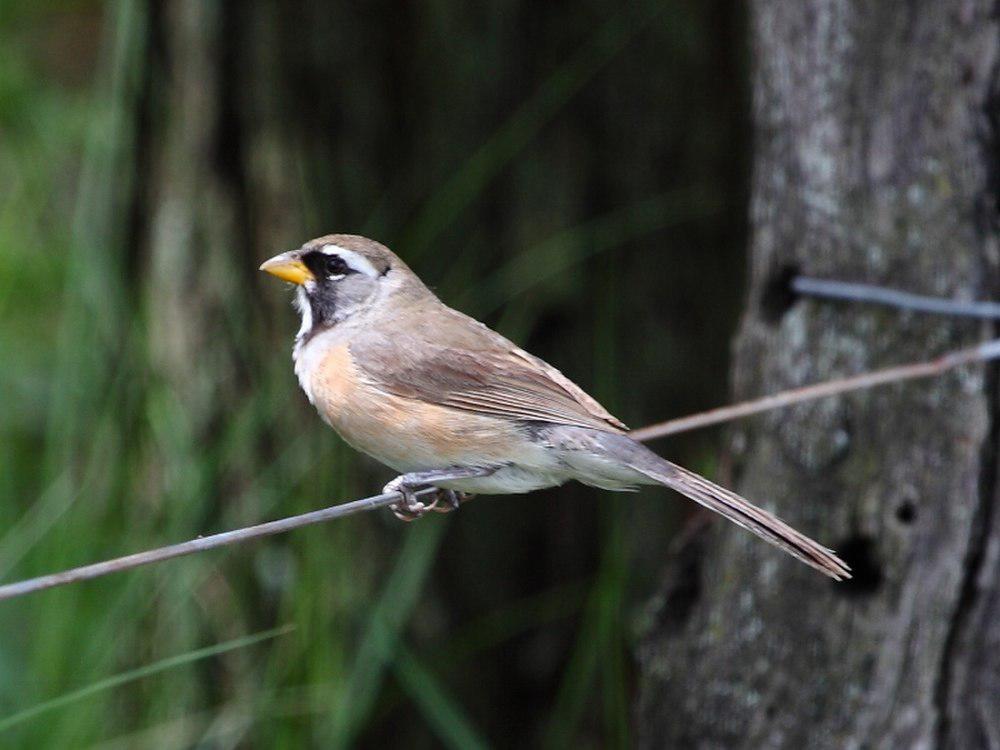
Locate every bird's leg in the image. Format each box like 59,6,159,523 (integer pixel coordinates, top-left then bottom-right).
384,466,497,522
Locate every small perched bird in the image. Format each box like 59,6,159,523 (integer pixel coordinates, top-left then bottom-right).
261,235,849,580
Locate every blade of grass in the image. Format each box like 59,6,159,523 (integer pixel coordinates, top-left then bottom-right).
454,185,724,316
400,0,665,259
0,472,74,578
595,250,629,749
394,644,491,750
0,625,294,734
541,582,605,749
599,506,629,749
326,520,447,747
428,581,587,665
41,0,145,477
540,508,629,750
542,245,630,749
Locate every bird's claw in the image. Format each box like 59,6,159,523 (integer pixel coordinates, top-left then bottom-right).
385,477,436,522
431,489,475,513
385,477,476,521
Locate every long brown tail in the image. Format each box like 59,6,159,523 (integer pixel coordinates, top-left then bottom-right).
624,444,850,580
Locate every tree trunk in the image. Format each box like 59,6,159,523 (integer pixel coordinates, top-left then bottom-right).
636,2,1000,748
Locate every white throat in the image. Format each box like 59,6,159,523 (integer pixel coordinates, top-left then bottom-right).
292,287,320,404
293,286,313,345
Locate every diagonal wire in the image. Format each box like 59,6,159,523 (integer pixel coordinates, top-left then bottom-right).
0,490,433,601
629,338,1000,441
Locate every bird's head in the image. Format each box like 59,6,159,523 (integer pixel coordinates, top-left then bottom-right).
260,234,424,341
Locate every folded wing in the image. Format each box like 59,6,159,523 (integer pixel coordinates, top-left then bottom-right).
351,307,627,433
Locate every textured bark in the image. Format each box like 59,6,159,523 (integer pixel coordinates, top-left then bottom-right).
636,2,1000,748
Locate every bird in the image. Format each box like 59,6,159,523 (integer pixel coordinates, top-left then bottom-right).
260,234,850,580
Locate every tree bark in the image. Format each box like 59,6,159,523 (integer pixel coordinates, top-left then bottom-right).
636,2,1000,748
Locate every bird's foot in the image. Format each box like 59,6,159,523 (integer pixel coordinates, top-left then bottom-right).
384,476,437,522
384,467,496,522
431,490,476,514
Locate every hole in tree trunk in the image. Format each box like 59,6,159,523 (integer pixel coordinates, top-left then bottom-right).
654,546,703,632
834,535,883,596
895,500,917,525
760,264,800,323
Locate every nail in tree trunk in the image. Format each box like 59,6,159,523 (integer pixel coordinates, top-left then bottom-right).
636,1,1000,747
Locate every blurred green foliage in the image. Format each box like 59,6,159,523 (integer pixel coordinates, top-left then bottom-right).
0,0,746,747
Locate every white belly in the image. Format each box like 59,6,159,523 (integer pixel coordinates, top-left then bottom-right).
434,464,571,495
429,446,647,496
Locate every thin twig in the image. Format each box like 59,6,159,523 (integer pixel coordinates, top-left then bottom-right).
792,276,1000,320
3,338,1000,603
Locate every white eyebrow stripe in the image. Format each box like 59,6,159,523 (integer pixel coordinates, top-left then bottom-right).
320,244,379,277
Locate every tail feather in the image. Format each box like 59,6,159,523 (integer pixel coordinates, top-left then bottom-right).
631,455,850,581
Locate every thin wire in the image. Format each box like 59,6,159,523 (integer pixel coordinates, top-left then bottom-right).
629,338,1000,441
792,276,1000,320
3,338,1000,603
0,489,435,601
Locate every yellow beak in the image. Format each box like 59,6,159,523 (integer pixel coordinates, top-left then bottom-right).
259,252,314,285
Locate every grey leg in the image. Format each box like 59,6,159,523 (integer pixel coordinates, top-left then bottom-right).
384,466,498,522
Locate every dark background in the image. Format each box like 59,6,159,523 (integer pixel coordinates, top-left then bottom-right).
0,0,748,746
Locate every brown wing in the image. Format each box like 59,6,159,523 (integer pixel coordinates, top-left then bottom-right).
351,306,627,433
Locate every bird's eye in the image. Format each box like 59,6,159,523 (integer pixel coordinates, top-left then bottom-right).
325,255,349,277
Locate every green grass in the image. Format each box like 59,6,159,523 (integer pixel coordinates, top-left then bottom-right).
0,625,295,733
